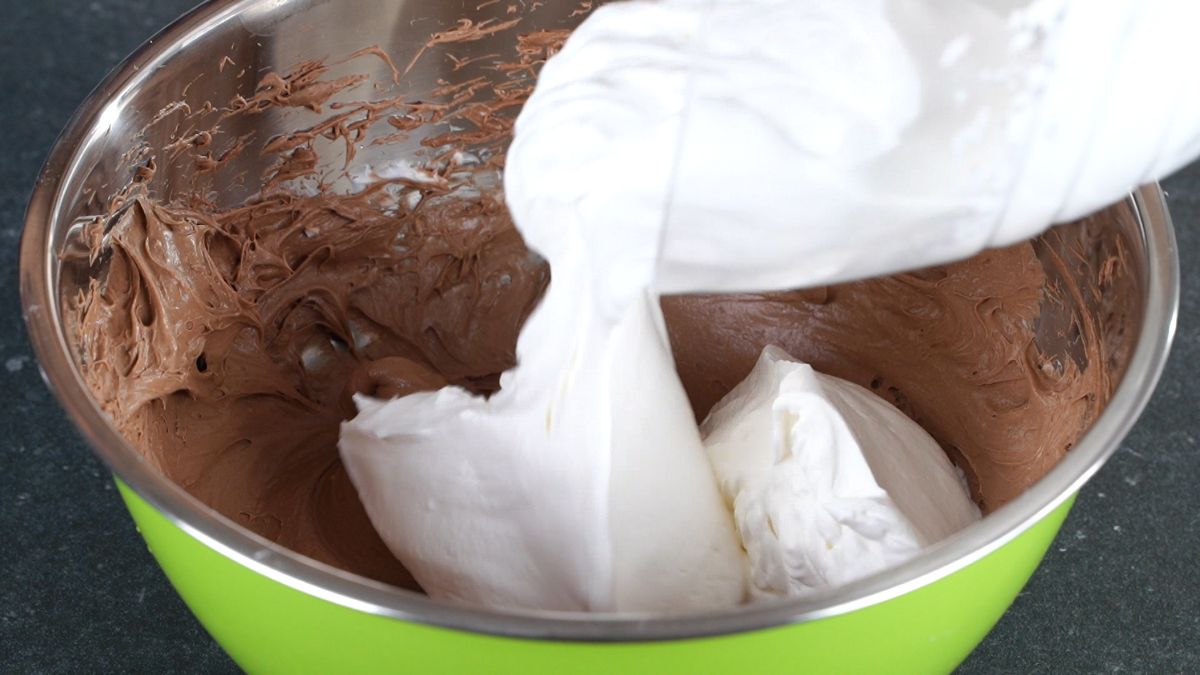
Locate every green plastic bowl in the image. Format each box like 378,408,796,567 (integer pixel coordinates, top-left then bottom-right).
20,1,1179,672
120,480,1072,673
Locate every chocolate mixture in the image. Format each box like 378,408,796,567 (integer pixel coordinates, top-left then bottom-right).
664,227,1116,510
77,190,542,588
70,21,1124,590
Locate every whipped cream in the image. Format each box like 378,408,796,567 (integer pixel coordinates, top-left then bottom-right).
341,1,753,614
702,347,980,598
510,0,1200,295
341,0,1200,613
342,286,746,611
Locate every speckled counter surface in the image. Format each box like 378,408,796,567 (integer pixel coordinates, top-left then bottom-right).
1,2,1196,673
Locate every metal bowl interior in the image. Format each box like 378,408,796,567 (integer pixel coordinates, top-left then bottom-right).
19,0,1180,641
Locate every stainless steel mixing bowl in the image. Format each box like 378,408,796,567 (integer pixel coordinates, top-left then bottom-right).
19,0,1180,672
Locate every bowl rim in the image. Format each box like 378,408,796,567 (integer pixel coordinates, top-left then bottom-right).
19,0,1182,642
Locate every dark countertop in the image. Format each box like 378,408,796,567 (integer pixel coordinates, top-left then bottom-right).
1,2,1196,673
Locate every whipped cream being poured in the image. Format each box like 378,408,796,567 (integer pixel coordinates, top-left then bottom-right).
341,1,749,612
341,0,1200,612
